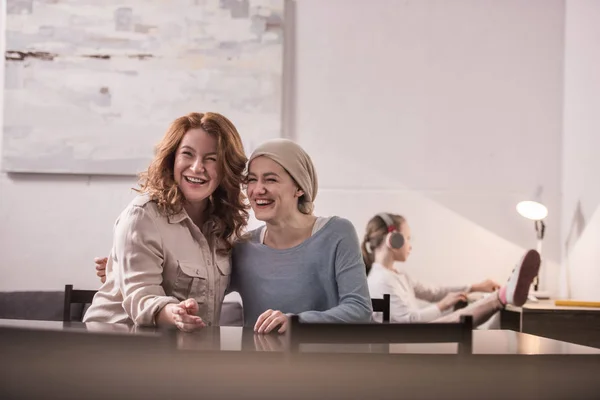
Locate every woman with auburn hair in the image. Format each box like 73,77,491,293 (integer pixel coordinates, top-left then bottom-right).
363,213,540,327
84,112,248,332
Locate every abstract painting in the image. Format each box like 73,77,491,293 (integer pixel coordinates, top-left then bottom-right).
3,0,284,174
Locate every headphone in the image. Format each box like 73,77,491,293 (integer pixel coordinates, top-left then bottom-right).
377,213,405,249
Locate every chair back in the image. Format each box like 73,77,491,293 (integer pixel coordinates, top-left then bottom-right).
288,314,473,355
63,284,97,322
371,294,391,322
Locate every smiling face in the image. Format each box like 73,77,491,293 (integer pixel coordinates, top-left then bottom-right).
173,128,221,208
246,156,303,223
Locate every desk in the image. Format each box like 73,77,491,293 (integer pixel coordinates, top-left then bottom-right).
1,319,599,400
500,300,600,348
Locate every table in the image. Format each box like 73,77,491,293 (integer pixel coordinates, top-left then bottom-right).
1,319,600,400
500,299,600,348
1,318,599,355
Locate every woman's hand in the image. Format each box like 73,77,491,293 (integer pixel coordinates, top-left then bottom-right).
471,279,501,293
254,309,289,334
94,257,108,283
159,299,205,332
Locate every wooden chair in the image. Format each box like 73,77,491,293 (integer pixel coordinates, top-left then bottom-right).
371,294,391,322
63,284,97,322
288,314,473,355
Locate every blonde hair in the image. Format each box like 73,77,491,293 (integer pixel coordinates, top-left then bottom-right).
136,112,249,253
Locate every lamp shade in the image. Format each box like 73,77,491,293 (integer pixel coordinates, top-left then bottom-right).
516,200,548,221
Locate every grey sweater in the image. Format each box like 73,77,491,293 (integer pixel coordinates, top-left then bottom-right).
231,217,373,326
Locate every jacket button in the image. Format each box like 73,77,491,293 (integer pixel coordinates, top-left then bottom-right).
196,269,200,275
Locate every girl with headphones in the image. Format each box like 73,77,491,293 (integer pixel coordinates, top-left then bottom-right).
362,213,540,326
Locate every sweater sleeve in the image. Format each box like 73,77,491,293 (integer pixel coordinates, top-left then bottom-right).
297,221,373,323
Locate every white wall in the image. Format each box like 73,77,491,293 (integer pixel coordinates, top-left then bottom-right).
1,0,565,294
0,1,137,291
296,0,564,291
561,0,600,300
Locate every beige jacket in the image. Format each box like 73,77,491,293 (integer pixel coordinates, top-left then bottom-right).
83,195,231,326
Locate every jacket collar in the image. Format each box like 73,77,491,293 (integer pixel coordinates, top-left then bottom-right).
168,209,189,224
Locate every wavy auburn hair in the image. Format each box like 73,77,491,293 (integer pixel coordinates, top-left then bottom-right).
137,112,249,252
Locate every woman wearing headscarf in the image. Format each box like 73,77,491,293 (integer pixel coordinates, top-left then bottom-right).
231,139,372,334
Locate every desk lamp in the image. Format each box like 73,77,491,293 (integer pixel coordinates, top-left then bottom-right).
516,196,550,300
